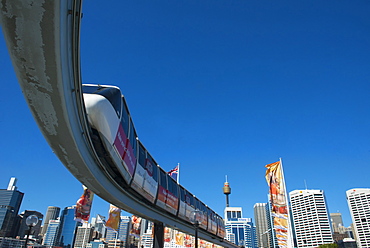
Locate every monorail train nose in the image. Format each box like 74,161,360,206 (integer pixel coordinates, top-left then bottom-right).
83,93,120,142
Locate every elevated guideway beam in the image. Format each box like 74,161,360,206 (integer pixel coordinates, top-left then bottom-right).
0,1,238,247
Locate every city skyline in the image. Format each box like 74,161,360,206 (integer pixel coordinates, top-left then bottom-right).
1,0,370,229
0,176,365,247
0,176,366,229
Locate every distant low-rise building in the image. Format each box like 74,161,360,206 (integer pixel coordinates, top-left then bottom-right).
86,239,108,248
0,237,25,248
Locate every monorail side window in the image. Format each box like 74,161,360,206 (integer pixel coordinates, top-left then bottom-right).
138,143,146,167
128,119,137,156
195,198,201,211
121,102,130,137
146,154,158,182
159,169,167,189
200,203,207,216
188,193,195,207
168,177,178,198
179,187,185,202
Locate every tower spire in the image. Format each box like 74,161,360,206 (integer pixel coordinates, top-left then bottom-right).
223,175,231,207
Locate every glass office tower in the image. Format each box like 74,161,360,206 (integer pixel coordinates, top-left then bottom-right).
58,206,81,248
0,178,24,238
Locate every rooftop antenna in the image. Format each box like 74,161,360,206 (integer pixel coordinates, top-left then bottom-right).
223,175,231,207
304,179,308,190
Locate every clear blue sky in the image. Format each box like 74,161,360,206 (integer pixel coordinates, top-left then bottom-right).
1,1,370,227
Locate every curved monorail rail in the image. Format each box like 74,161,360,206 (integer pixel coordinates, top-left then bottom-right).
0,1,237,247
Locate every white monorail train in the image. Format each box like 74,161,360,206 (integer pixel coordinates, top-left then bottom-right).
83,84,225,238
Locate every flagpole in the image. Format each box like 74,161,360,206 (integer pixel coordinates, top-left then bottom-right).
279,158,293,248
115,231,118,248
177,163,180,184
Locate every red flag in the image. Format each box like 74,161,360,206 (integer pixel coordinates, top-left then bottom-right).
75,185,94,222
129,215,142,238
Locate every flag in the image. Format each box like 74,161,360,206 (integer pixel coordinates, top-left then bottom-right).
129,215,142,238
168,164,179,183
74,185,94,223
184,234,192,247
175,230,184,246
265,161,287,207
106,205,121,231
265,160,290,248
164,227,171,243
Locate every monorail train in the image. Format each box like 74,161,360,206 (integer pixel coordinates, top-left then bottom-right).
83,84,226,239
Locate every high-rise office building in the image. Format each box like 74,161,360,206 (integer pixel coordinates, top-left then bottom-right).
91,215,107,238
254,203,275,248
105,215,131,243
74,223,94,248
224,207,257,248
289,190,333,248
106,225,119,242
0,177,24,238
41,206,60,237
58,205,82,248
118,216,131,244
140,219,155,248
18,210,43,239
330,213,344,233
346,188,370,248
43,219,60,246
330,213,348,242
140,219,153,248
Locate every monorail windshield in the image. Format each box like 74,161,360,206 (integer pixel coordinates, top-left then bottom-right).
83,85,122,118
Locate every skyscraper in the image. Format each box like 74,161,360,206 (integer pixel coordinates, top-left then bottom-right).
346,188,370,248
224,207,257,248
41,206,60,237
140,219,153,248
43,219,60,246
74,223,94,248
0,177,24,238
106,223,119,242
105,215,130,244
91,215,106,238
254,203,275,248
330,212,348,242
330,213,343,232
118,216,131,244
58,206,82,248
289,189,333,247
